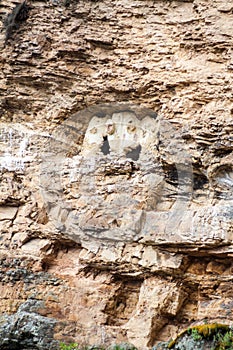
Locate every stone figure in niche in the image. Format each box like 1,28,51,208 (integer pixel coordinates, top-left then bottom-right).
42,110,164,245
41,105,233,247
59,109,165,244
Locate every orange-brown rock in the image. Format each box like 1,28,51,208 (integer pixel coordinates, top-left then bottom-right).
0,0,232,349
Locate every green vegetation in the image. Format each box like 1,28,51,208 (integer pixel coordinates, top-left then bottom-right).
168,323,233,349
59,325,233,350
214,330,233,350
190,328,203,341
60,343,80,350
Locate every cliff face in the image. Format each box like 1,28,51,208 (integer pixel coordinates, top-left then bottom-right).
0,0,233,349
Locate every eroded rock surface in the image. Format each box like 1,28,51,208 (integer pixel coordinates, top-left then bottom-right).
0,0,233,349
0,300,57,350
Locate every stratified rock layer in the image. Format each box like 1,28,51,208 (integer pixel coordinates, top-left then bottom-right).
0,0,232,349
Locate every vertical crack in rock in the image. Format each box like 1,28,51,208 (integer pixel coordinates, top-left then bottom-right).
3,1,30,44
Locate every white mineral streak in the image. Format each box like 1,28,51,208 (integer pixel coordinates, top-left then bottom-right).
0,128,29,171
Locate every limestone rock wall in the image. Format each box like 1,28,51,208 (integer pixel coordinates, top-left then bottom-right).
0,0,232,349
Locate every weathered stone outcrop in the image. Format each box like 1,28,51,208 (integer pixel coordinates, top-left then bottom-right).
0,300,58,350
0,0,232,349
